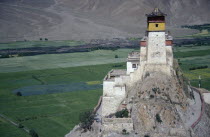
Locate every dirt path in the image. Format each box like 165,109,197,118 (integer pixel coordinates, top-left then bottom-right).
185,89,202,128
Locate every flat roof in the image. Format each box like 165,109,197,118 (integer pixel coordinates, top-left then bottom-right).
128,51,140,58
104,69,127,81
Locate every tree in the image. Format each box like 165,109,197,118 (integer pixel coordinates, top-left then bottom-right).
29,129,39,137
79,110,94,131
45,38,48,41
115,55,118,58
155,114,162,123
18,123,24,128
39,38,42,41
122,129,127,135
115,109,129,118
16,92,22,96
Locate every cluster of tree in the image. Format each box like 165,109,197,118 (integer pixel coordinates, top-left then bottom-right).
189,65,208,70
182,24,210,31
29,129,39,137
112,64,123,68
79,110,94,131
17,123,38,137
16,92,22,96
115,109,129,118
0,54,10,58
89,46,120,52
0,53,43,58
39,38,48,41
18,123,24,128
176,41,210,47
17,116,38,122
122,129,129,135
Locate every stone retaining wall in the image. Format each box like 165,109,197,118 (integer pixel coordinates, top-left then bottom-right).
102,118,133,133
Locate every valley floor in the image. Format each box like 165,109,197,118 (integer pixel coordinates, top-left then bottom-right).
0,40,210,136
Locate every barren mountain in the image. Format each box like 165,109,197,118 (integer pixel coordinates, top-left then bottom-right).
0,0,210,42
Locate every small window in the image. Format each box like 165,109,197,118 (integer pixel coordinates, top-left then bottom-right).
155,24,159,27
132,64,136,68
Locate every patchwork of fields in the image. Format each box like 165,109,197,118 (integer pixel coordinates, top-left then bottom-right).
0,49,133,73
0,62,126,137
174,45,210,90
0,41,210,137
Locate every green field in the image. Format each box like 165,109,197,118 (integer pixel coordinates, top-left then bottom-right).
0,39,210,137
0,49,133,73
0,40,85,50
0,49,132,137
174,45,210,90
0,62,126,137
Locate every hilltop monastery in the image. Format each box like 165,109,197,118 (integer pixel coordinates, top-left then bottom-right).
101,8,173,117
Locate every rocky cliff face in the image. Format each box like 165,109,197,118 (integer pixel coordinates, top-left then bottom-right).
66,71,195,137
1,0,209,41
66,68,210,137
130,72,191,137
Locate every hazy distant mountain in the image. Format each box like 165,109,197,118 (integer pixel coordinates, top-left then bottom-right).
0,0,210,42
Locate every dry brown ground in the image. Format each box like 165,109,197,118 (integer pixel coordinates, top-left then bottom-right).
1,0,209,42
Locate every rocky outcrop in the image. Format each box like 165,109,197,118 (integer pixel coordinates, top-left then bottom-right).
129,72,191,137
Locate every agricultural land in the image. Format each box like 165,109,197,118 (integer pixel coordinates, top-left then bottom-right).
0,24,210,137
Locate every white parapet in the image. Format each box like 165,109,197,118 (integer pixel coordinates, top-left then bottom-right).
102,118,133,133
140,47,147,62
203,93,210,104
103,81,115,97
147,32,166,64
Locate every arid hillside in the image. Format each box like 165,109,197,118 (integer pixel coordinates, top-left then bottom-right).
0,0,210,42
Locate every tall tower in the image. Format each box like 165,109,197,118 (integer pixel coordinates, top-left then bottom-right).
140,8,173,77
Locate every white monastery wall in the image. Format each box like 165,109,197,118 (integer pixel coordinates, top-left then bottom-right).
103,81,115,96
102,76,128,116
102,86,126,116
102,97,117,116
166,46,173,66
129,67,142,84
115,75,130,85
127,62,135,75
140,47,147,62
147,32,166,64
143,64,171,76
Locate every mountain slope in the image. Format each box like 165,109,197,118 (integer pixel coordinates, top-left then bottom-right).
0,0,210,42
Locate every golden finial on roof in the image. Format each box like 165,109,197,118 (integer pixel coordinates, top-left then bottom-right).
146,8,167,17
154,8,159,13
